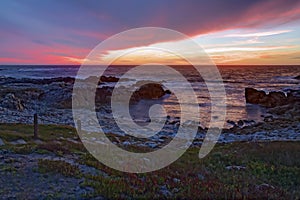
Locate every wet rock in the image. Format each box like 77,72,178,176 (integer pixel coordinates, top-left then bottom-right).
165,89,171,94
132,83,169,100
243,119,256,124
294,75,300,80
227,120,236,127
237,120,244,127
268,91,287,106
268,101,300,120
264,115,274,122
84,75,119,84
245,88,294,107
100,76,119,82
245,88,266,104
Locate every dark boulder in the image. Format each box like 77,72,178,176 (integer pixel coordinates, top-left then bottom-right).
267,91,287,107
132,83,169,101
227,120,236,127
294,75,300,80
237,120,244,127
245,88,266,104
100,76,119,82
245,88,295,107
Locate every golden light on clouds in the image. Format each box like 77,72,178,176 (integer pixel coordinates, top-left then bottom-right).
63,29,300,65
101,48,192,65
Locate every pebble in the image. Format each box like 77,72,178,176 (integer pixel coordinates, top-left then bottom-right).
144,141,158,148
122,141,131,146
160,185,172,197
173,178,180,183
197,173,205,181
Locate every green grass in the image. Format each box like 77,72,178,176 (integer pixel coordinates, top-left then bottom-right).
0,123,76,142
0,123,81,156
79,141,300,199
0,123,299,199
37,159,81,177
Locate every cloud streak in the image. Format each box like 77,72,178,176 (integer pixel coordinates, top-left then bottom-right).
224,30,292,38
206,45,296,53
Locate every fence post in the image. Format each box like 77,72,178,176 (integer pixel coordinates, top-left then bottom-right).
34,113,38,139
77,120,81,132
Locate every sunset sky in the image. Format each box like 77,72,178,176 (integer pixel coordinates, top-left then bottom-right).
1,0,300,65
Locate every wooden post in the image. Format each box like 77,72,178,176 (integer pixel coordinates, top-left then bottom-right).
77,120,81,133
34,113,38,139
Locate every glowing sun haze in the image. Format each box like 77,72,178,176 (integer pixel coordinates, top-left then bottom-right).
0,0,300,65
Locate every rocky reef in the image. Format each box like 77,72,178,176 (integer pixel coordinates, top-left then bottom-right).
0,76,172,124
131,83,171,101
245,87,299,107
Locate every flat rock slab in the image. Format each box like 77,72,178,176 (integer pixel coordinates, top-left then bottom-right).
0,138,4,146
10,139,27,145
33,139,44,144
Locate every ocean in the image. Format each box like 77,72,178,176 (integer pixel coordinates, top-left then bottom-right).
0,65,299,128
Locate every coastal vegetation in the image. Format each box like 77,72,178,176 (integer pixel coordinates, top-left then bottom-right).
0,123,299,199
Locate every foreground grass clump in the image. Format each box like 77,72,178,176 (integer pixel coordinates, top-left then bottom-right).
38,159,81,177
0,123,299,199
81,142,300,199
0,123,76,142
0,123,84,156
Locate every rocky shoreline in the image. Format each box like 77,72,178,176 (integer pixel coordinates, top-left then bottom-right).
0,76,299,147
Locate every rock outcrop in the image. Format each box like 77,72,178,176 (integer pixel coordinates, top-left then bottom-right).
3,75,121,86
100,76,119,83
131,83,171,101
0,93,25,111
84,76,119,84
245,88,296,108
268,102,300,120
